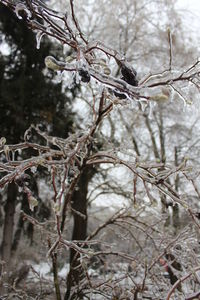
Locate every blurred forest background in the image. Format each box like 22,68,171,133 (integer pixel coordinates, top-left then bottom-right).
0,0,200,299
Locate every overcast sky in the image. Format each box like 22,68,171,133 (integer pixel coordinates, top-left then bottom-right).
176,0,200,35
177,0,200,15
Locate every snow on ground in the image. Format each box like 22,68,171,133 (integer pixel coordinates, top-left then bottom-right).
28,261,70,281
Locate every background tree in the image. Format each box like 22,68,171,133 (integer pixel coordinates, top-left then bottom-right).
0,2,74,268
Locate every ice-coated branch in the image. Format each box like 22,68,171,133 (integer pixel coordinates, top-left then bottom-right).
1,0,199,104
166,266,200,300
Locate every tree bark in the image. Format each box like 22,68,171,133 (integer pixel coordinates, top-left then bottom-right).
172,146,180,231
0,182,17,293
1,182,17,264
11,193,28,252
65,167,95,300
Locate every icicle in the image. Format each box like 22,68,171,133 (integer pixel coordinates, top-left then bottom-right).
140,100,148,112
181,96,187,107
12,150,15,161
75,71,80,84
15,3,31,20
36,31,45,50
169,86,174,103
4,145,10,160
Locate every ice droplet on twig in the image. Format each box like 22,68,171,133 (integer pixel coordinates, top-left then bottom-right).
36,31,45,49
15,3,32,20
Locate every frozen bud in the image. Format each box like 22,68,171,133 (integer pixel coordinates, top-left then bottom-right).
45,56,63,71
121,64,138,86
117,59,138,86
0,137,6,147
99,59,111,75
87,249,95,257
78,68,90,83
65,55,75,63
53,203,60,215
150,94,168,102
28,196,38,211
103,66,111,75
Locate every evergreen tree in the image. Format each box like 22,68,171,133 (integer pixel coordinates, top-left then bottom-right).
0,4,74,142
0,3,74,264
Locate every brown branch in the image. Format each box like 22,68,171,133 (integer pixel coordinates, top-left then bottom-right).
166,266,200,300
70,0,87,44
167,28,173,71
185,290,200,300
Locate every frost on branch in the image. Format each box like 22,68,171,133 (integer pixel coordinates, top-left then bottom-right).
15,2,32,20
9,0,200,105
36,31,45,49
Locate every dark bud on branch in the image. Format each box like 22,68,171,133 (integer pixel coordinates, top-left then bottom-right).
121,64,138,86
78,69,90,83
114,60,138,99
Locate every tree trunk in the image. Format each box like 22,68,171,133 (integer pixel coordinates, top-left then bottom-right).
172,146,180,232
1,182,17,264
11,193,28,252
0,182,17,293
65,167,95,300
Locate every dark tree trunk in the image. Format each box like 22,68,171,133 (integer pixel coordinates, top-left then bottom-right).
1,182,17,264
65,167,95,300
11,193,28,252
172,146,180,231
0,182,17,293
